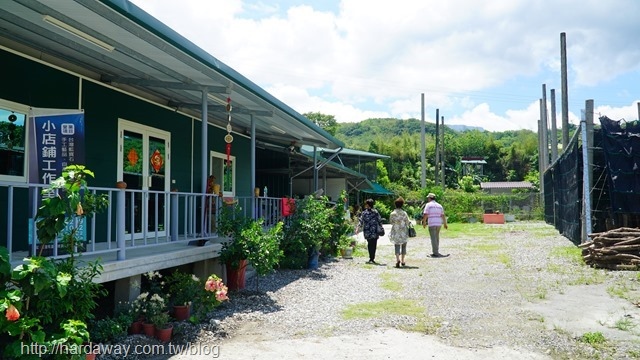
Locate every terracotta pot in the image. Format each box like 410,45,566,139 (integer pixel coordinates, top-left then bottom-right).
173,305,190,321
155,325,173,342
226,259,247,291
142,322,155,337
115,181,127,189
85,353,96,360
129,320,144,334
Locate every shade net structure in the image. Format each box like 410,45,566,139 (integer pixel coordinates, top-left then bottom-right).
599,116,640,224
544,124,583,244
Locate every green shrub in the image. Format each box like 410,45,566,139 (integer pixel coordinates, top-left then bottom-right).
90,317,126,344
280,196,332,269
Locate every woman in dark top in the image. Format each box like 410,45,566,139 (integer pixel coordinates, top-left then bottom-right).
358,198,383,264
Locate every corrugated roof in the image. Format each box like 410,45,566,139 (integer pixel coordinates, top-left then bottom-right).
360,180,394,195
0,0,343,149
480,181,534,189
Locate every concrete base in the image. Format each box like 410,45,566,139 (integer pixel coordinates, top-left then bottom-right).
114,274,141,304
94,242,222,283
106,244,224,311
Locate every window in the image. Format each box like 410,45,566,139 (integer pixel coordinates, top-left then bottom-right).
0,99,29,182
210,151,235,197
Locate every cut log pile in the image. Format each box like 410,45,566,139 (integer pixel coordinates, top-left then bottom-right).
581,227,640,270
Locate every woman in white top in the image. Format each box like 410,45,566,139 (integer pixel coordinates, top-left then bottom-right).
389,197,411,267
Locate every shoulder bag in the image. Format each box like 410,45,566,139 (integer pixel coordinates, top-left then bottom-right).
407,223,417,238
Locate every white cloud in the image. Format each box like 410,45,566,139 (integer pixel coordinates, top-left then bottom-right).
130,0,640,131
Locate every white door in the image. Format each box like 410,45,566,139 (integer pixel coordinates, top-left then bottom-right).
117,120,170,238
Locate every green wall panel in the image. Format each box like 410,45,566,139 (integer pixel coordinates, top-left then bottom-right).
0,49,79,109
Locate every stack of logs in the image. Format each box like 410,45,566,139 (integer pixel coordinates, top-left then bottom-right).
580,227,640,270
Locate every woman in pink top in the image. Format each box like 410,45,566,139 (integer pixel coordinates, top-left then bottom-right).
422,193,449,257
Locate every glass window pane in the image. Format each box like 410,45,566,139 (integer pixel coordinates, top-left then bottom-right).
0,108,27,177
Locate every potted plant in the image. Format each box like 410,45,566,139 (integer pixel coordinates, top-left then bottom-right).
166,271,201,321
192,274,229,321
242,219,284,291
281,195,331,269
135,292,166,337
217,204,251,290
151,312,172,342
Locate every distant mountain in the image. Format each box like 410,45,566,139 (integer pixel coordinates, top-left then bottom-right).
448,124,485,132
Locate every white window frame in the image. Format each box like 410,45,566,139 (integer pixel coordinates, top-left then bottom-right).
0,99,30,183
210,150,236,198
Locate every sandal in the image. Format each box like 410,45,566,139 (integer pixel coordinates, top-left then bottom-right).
395,261,400,268
401,262,406,267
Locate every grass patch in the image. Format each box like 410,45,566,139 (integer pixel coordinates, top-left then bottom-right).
550,245,584,264
341,299,424,320
400,315,443,335
446,223,503,239
567,271,607,286
496,253,512,268
467,242,501,252
352,243,368,258
578,331,606,347
379,273,402,292
614,317,636,332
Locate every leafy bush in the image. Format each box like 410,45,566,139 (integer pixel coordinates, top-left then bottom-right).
90,317,126,344
331,191,355,255
0,165,107,359
166,271,201,307
280,196,332,269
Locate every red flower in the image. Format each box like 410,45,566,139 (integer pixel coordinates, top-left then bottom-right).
6,304,19,321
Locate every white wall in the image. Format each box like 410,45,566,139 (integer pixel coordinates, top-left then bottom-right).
292,177,347,201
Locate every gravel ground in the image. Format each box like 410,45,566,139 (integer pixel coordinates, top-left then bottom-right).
99,221,640,360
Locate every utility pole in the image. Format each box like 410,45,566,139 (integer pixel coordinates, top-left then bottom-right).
560,32,569,149
541,85,549,169
550,89,558,161
441,116,445,191
435,109,440,186
421,94,426,188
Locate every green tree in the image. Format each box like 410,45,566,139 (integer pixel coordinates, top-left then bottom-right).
304,112,338,136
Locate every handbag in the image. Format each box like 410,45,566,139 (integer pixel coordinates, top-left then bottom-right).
407,224,417,238
377,223,385,236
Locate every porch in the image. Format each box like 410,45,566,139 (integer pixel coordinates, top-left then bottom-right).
2,181,287,284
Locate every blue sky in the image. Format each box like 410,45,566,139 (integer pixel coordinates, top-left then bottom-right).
130,0,640,132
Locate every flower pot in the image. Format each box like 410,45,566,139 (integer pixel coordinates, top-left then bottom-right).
86,353,96,360
142,322,155,337
308,250,319,269
129,320,144,334
226,259,247,291
173,305,190,321
155,325,173,342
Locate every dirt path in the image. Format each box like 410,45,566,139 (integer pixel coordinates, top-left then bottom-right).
168,222,640,360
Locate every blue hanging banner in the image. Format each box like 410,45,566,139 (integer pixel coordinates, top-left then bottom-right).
32,111,85,184
28,109,86,246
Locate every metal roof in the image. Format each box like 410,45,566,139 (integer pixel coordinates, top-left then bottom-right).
0,0,343,149
300,145,388,168
461,160,487,165
480,181,534,189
